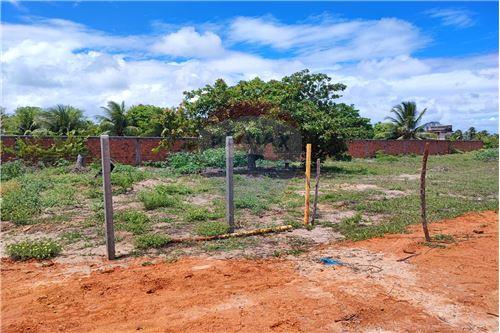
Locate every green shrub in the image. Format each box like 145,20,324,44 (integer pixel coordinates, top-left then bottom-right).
111,164,147,193
195,221,230,236
155,184,192,195
115,211,151,234
7,133,87,165
1,179,46,225
7,239,62,260
139,186,179,210
374,150,399,161
167,148,247,173
1,160,26,181
135,233,171,249
473,148,498,162
184,207,222,222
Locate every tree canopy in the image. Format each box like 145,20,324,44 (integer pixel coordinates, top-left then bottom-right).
183,69,373,160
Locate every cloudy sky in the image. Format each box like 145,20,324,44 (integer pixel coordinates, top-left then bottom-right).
1,1,498,132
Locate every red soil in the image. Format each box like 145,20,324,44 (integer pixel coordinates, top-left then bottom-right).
2,211,498,332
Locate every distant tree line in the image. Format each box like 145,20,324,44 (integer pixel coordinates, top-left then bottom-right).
1,70,497,159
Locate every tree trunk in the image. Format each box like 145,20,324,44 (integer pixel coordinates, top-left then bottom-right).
247,154,257,171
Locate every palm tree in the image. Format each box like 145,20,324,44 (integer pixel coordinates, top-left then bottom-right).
98,101,137,136
13,106,41,134
38,105,86,135
386,101,427,139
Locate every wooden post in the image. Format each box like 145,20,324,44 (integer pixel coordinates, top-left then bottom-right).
303,144,312,225
100,135,116,260
420,142,431,242
226,136,235,233
311,158,321,225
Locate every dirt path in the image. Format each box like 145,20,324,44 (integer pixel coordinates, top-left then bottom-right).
2,211,498,332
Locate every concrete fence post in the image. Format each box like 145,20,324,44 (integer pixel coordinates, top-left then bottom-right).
100,135,116,260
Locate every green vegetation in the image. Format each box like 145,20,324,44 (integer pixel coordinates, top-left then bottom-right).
7,239,62,261
167,148,247,173
135,233,171,249
139,185,182,210
184,207,222,222
473,148,498,162
60,231,83,244
386,101,427,139
1,160,25,181
195,221,230,236
115,211,151,234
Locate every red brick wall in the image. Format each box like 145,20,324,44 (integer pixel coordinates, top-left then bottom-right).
346,140,483,158
1,136,484,164
1,136,196,165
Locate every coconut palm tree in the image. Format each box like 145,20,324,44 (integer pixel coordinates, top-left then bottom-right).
386,101,427,139
38,105,87,135
98,101,138,136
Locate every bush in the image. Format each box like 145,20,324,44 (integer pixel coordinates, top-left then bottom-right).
139,186,178,210
195,221,230,236
135,233,171,249
1,160,26,181
7,239,62,261
473,148,498,162
115,211,151,234
6,134,87,165
167,148,247,173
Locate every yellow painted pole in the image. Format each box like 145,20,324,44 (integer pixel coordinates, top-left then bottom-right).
304,144,312,225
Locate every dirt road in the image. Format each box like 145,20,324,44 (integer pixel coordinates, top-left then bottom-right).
2,211,498,332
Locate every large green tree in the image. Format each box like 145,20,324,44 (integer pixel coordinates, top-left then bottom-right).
373,122,397,139
38,105,87,135
183,70,372,161
11,106,42,134
386,101,427,139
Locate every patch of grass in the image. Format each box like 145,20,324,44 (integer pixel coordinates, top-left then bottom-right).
431,233,455,243
139,186,179,210
41,183,77,207
473,148,498,162
7,239,62,261
111,164,148,193
195,221,230,236
235,195,268,214
184,207,223,222
60,231,82,244
1,160,26,181
135,233,171,249
115,211,151,235
201,238,249,252
156,183,193,195
375,150,400,162
2,180,45,225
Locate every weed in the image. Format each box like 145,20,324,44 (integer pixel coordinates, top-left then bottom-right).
195,221,230,236
1,160,26,181
184,207,222,222
139,186,178,210
201,238,249,251
473,148,498,162
60,231,82,244
115,211,151,235
7,239,62,261
141,261,154,266
375,150,399,161
432,233,455,243
135,234,171,249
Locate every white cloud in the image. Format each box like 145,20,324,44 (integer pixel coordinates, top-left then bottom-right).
1,16,497,132
426,8,475,28
229,16,427,63
151,27,225,58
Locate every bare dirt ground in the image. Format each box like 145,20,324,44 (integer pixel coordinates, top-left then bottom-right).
2,211,498,333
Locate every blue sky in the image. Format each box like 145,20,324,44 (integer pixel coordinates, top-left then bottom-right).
2,1,498,132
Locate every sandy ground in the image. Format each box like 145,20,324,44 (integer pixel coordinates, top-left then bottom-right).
1,211,498,332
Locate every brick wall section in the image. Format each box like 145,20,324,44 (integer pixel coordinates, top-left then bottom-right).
346,139,483,158
1,136,484,164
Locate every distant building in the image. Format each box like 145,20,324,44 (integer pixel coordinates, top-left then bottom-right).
427,124,453,140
